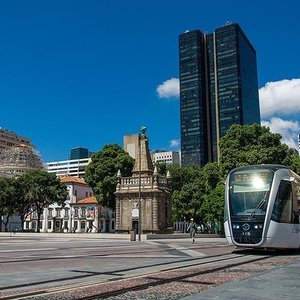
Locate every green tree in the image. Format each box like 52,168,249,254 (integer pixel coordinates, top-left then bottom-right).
167,164,183,192
170,166,206,221
85,144,134,209
0,178,21,231
283,148,300,174
197,162,225,229
219,124,295,176
154,162,168,176
18,170,67,232
200,162,223,193
200,182,225,233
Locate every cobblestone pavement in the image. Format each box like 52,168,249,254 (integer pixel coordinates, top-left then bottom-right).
0,234,299,299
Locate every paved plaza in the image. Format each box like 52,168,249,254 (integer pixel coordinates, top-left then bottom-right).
183,258,300,300
0,233,299,299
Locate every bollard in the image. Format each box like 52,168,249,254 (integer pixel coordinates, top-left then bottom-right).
130,229,136,241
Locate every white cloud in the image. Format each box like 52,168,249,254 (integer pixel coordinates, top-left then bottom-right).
156,78,179,99
155,78,300,150
170,139,180,148
259,79,300,118
261,117,300,150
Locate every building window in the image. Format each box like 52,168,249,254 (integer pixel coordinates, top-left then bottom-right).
48,221,51,230
81,221,86,230
48,209,53,218
81,208,86,218
74,208,79,217
64,208,69,218
56,209,61,218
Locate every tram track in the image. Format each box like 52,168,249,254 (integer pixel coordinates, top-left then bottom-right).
0,252,273,300
79,255,273,300
0,243,226,264
0,251,237,292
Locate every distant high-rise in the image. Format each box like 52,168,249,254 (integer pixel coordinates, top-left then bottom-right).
123,134,139,159
0,128,43,177
151,150,180,166
69,147,89,160
179,23,260,166
46,158,91,178
0,127,32,150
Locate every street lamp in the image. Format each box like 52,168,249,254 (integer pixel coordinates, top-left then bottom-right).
138,126,146,241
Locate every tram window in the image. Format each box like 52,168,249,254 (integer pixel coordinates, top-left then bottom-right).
271,181,292,223
229,169,273,217
293,184,300,223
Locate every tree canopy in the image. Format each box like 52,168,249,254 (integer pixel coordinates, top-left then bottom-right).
219,124,300,176
0,171,67,232
18,170,67,232
169,162,224,224
170,124,300,231
85,144,134,209
0,177,23,231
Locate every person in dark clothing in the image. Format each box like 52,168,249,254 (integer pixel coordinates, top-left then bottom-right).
187,218,197,243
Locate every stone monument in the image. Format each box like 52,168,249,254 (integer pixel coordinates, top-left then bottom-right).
115,129,172,234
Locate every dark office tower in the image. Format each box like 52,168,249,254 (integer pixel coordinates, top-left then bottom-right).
179,30,208,166
69,147,89,160
179,23,260,167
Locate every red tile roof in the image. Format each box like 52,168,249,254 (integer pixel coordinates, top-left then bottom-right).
78,196,98,204
60,176,86,185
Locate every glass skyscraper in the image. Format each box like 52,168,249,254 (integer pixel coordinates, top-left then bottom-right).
179,23,260,166
69,147,89,160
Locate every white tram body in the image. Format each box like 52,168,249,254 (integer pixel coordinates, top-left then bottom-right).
224,164,300,249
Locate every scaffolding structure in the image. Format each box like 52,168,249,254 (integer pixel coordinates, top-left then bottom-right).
0,145,44,177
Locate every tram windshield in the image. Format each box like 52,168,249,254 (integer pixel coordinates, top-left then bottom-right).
229,168,274,219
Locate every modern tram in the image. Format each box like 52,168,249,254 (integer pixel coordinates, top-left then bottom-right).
224,164,300,249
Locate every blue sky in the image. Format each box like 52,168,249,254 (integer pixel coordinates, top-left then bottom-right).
1,0,300,162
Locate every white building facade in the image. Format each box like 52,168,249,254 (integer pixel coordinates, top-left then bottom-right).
151,150,180,165
24,177,115,233
46,158,91,178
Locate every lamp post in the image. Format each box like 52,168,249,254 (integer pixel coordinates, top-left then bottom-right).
138,126,146,242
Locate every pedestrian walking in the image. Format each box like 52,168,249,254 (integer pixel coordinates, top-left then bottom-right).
187,218,197,243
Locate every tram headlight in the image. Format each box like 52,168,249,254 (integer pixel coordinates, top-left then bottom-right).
254,224,263,230
232,224,240,229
